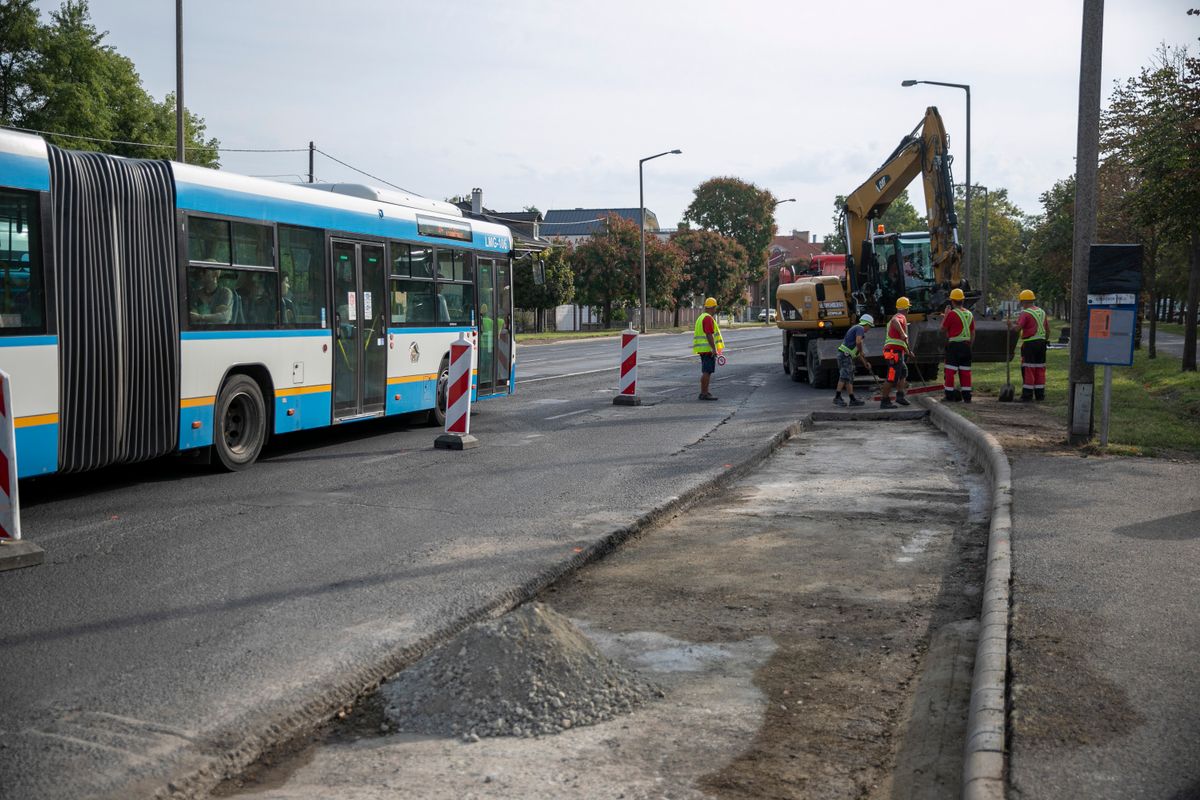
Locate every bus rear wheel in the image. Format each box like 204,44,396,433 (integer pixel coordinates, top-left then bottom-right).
428,357,450,427
214,374,267,471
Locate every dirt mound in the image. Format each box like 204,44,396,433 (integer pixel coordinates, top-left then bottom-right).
381,603,662,739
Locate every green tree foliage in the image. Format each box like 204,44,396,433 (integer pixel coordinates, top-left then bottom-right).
682,177,778,283
570,214,683,328
669,227,748,325
1,1,219,166
954,186,1029,306
1025,177,1075,312
0,0,41,125
1100,36,1200,369
513,245,574,331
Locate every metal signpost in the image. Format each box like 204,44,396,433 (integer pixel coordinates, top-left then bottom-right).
1084,245,1143,447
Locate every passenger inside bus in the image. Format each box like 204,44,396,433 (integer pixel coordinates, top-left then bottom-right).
189,268,233,324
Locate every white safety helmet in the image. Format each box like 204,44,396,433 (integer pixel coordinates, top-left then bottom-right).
859,313,875,327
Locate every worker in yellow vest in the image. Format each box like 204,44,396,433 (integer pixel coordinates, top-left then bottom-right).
940,288,975,402
693,297,724,401
1010,289,1050,401
879,297,911,409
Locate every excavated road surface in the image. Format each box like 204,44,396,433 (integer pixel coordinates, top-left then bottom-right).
217,419,988,799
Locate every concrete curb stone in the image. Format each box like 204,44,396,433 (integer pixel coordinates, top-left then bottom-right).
917,396,1012,800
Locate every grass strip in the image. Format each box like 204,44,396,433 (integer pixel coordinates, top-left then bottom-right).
940,344,1200,457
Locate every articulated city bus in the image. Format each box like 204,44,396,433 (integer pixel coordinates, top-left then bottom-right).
0,128,514,476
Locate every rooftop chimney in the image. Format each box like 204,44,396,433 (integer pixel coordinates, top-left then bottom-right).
471,188,482,214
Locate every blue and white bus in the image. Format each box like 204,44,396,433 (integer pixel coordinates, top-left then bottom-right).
0,128,514,474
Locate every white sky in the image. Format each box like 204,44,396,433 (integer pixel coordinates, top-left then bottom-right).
37,0,1196,238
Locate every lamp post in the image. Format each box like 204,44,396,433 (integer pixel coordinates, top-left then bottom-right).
639,149,682,333
765,198,796,322
955,182,989,298
902,79,970,287
175,0,184,162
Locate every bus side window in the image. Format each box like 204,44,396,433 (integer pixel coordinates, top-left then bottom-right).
0,189,46,332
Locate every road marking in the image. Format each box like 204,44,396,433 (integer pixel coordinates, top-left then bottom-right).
545,408,590,421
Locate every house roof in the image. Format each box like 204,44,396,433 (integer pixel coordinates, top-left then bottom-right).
542,208,659,237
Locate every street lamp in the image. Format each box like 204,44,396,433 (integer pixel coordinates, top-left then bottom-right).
765,198,796,322
902,79,970,287
639,149,682,333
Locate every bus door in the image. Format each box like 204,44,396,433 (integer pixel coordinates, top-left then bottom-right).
475,256,513,396
331,239,387,419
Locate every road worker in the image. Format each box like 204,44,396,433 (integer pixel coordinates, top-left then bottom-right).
694,296,724,401
879,297,911,409
834,313,874,407
1010,289,1050,401
941,288,975,402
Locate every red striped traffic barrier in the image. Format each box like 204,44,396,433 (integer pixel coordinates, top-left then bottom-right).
434,335,479,450
0,369,19,540
613,328,641,406
0,368,42,571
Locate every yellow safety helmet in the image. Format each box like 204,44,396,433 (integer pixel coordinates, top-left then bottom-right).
895,296,911,310
949,288,965,301
704,297,717,308
1019,289,1036,302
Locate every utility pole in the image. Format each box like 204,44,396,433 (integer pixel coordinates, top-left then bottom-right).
308,141,314,183
175,0,184,162
1067,0,1104,444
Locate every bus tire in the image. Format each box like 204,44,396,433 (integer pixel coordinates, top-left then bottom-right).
213,374,267,471
428,357,450,427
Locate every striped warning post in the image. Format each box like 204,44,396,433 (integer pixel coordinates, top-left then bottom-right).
0,369,20,541
613,328,641,406
434,335,479,450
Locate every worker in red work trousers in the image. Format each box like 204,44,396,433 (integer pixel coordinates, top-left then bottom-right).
941,288,975,402
879,296,911,409
1010,289,1050,401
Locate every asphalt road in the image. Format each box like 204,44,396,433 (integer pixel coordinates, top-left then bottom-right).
0,326,812,800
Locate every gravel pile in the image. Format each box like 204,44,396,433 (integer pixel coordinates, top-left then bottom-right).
381,603,662,739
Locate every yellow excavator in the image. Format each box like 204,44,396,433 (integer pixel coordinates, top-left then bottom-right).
776,106,1009,386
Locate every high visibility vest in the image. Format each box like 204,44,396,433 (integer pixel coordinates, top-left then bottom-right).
693,312,724,354
884,313,909,352
1017,307,1047,345
837,325,865,358
949,307,973,343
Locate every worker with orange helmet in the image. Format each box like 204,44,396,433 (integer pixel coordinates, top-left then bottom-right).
940,287,976,402
879,296,911,409
1009,289,1050,401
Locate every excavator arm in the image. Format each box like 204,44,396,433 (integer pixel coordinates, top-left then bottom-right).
841,106,962,293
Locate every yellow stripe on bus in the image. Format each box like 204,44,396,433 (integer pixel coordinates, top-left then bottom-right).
180,396,216,408
277,384,332,398
387,373,438,385
14,413,58,428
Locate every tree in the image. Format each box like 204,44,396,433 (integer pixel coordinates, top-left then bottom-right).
6,1,219,166
682,177,778,285
0,0,41,125
1100,40,1200,369
570,214,682,328
669,227,748,326
513,245,574,332
1025,177,1076,316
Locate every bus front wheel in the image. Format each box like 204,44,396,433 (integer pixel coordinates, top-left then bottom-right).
214,374,267,471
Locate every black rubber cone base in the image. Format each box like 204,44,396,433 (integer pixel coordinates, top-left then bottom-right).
435,433,480,450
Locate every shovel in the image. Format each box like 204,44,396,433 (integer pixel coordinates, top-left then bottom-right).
999,310,1015,402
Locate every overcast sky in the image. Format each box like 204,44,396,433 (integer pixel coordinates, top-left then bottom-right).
37,0,1196,239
